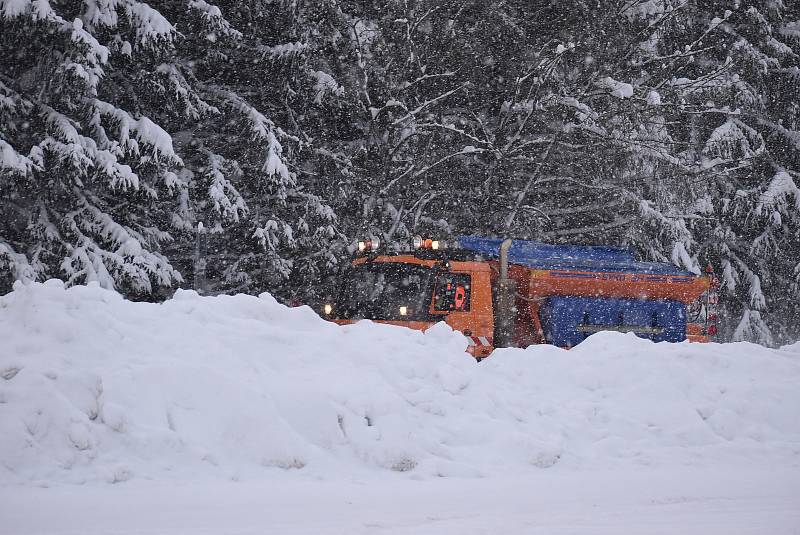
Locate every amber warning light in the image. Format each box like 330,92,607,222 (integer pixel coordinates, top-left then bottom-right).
412,235,447,251
357,238,381,253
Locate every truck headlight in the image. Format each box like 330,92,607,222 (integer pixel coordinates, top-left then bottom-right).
324,303,333,315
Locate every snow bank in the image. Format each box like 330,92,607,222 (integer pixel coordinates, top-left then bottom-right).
1,281,799,485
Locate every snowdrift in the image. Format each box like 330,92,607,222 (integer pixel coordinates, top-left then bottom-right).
1,281,799,485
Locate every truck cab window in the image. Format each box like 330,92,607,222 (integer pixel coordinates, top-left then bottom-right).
433,273,471,312
334,264,434,321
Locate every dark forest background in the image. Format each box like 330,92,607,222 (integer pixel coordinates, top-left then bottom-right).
2,0,799,344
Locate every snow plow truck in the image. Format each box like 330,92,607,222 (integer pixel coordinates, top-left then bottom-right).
322,236,719,359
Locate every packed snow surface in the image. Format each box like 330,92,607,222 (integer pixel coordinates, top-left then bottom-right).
1,281,799,487
4,470,800,535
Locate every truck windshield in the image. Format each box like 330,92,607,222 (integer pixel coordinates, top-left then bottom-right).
335,263,434,321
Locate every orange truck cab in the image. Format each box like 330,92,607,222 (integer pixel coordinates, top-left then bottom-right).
323,236,718,359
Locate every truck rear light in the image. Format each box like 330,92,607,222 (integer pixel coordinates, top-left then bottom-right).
707,324,718,336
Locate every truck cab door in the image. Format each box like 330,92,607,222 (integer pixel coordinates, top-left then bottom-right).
431,271,494,358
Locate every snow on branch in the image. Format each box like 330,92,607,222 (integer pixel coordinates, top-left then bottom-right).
0,138,35,175
0,240,36,282
795,260,800,290
82,0,120,28
204,153,247,222
756,171,800,223
670,241,701,275
310,70,344,105
0,80,27,113
751,227,779,256
620,0,667,22
540,95,607,138
631,197,702,273
2,2,110,92
732,309,774,345
728,253,767,310
0,0,59,21
208,89,293,183
210,89,288,141
253,219,295,253
60,195,182,292
261,41,308,60
70,17,109,64
262,131,292,186
188,0,241,39
124,0,176,48
702,118,765,166
93,100,183,165
154,63,220,119
759,119,800,152
780,20,800,41
596,77,634,99
40,106,141,190
720,259,738,294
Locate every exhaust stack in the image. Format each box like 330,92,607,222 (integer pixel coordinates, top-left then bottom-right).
495,239,516,348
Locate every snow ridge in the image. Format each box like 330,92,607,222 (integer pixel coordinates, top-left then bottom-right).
1,282,798,486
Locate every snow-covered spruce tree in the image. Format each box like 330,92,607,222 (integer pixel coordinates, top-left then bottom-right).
632,0,800,344
0,0,341,303
700,1,800,344
703,2,800,342
545,0,800,344
155,0,341,301
0,0,184,296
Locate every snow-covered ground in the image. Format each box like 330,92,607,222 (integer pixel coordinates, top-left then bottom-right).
3,469,799,535
1,281,799,534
